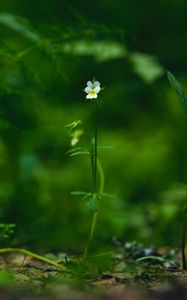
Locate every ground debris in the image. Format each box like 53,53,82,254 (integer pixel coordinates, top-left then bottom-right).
0,250,187,299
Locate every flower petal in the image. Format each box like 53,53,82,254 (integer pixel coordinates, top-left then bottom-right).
92,94,98,98
87,81,92,87
94,86,100,93
85,87,91,93
94,81,100,87
86,94,91,99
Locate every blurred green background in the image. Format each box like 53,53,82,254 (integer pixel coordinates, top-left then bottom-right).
0,0,187,252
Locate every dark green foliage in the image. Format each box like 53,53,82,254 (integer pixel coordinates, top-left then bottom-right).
0,13,40,42
0,0,186,254
0,223,15,241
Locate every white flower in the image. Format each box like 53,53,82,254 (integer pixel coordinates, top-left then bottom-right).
84,80,101,99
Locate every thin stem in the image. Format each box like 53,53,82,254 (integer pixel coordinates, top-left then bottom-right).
94,100,98,193
83,212,98,261
83,159,105,261
83,158,105,259
0,248,65,270
90,149,95,188
83,164,105,262
97,158,105,194
83,100,99,262
181,206,187,270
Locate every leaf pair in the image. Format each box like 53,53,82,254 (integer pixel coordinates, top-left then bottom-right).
71,191,117,213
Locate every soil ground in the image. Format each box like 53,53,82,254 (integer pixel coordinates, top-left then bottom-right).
1,251,187,300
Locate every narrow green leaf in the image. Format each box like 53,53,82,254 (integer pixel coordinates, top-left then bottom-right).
71,191,92,201
167,71,187,116
70,151,90,157
67,147,83,153
98,146,115,150
66,147,90,157
101,192,117,200
137,256,165,263
70,191,87,196
65,120,82,128
0,12,40,42
82,193,93,200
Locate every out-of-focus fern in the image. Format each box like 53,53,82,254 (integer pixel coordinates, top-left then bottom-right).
0,12,40,42
0,12,164,86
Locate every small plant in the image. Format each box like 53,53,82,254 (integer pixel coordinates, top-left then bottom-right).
167,71,187,270
0,223,67,268
0,223,16,243
67,79,115,261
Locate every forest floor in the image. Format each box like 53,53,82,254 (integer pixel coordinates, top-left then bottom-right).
0,243,187,300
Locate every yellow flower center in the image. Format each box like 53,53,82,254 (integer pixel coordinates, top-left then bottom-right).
89,90,96,97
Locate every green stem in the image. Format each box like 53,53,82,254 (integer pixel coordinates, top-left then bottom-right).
0,248,65,270
83,159,105,261
90,150,95,188
83,162,105,262
94,100,98,193
181,206,187,270
97,158,105,194
83,212,98,261
83,100,100,261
